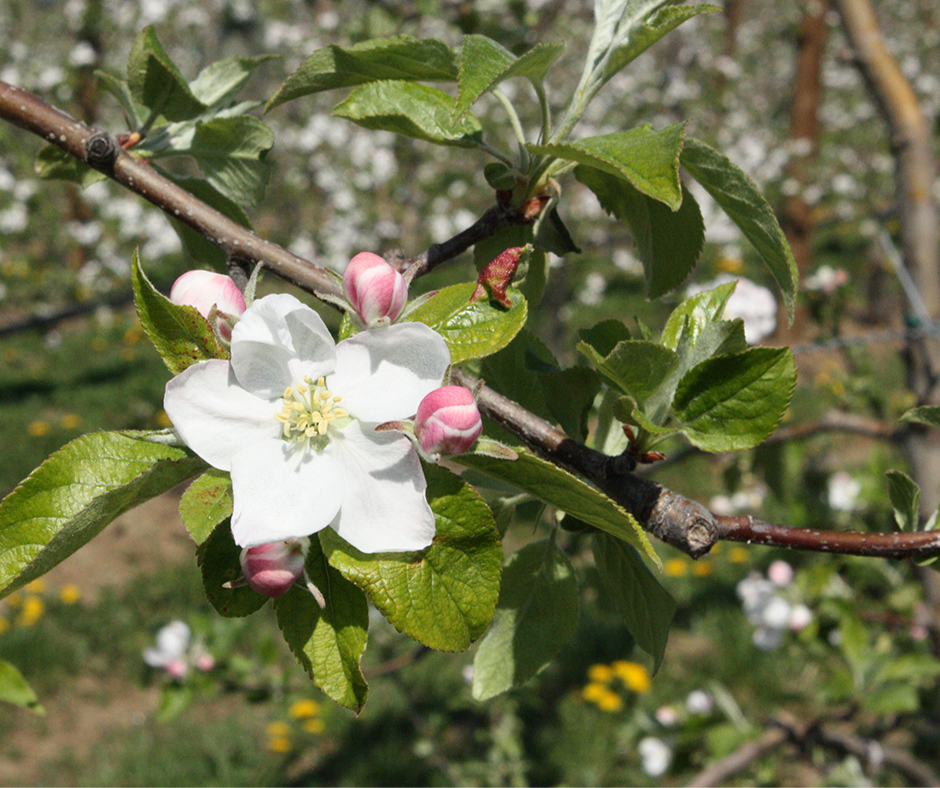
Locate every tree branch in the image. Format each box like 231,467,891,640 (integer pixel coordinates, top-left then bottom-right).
5,80,940,562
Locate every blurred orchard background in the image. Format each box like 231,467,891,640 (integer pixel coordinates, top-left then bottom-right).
1,0,940,784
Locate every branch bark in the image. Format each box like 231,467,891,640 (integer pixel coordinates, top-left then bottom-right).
5,79,940,562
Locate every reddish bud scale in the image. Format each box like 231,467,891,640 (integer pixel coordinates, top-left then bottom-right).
470,246,524,308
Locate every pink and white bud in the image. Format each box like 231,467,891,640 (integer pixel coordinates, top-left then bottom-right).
170,270,247,340
415,386,483,457
343,252,407,326
239,539,308,598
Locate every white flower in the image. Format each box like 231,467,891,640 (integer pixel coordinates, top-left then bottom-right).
143,620,214,677
828,471,862,512
164,293,451,552
686,690,714,715
638,737,673,777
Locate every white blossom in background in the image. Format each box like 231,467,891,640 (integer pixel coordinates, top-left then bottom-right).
143,620,215,678
709,484,767,516
164,293,451,551
686,690,714,716
638,737,673,777
828,471,862,512
737,561,813,650
686,274,777,344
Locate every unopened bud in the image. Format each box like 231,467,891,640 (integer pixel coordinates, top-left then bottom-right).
415,386,483,457
170,270,247,340
239,539,308,598
343,252,407,326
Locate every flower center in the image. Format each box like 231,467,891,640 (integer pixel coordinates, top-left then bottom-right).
274,376,349,449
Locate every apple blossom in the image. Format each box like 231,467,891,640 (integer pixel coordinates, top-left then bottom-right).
343,251,407,326
240,539,308,598
414,386,483,458
164,293,450,552
143,620,214,678
170,270,247,341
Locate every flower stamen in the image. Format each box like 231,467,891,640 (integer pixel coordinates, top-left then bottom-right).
275,376,349,446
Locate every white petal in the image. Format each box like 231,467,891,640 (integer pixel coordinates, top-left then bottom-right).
164,360,277,470
330,323,450,422
230,294,335,398
329,422,435,553
229,438,345,548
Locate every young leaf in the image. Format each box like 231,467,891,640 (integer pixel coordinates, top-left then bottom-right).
579,319,633,357
127,26,206,122
187,116,274,206
578,339,680,408
672,348,796,451
95,69,144,129
406,282,527,364
321,466,502,652
275,540,369,713
540,366,602,441
900,405,940,430
188,54,278,108
0,660,43,715
333,81,483,148
529,123,686,209
472,539,578,700
197,519,267,618
179,469,232,545
35,146,107,187
680,138,798,318
131,253,229,374
577,165,704,297
886,470,920,532
593,533,675,671
0,432,204,599
266,36,459,111
661,281,737,350
457,448,660,567
455,35,564,121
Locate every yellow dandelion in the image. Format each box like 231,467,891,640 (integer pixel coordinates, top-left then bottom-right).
587,663,614,683
0,617,9,634
593,688,624,712
302,718,325,734
289,699,320,719
717,256,744,273
664,558,688,577
28,421,51,437
692,561,713,578
59,584,82,605
17,595,45,627
266,721,291,738
267,736,293,754
582,681,611,703
61,414,81,430
613,661,651,694
26,578,46,594
156,410,173,428
729,546,749,564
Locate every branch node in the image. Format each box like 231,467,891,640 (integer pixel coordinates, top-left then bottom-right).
646,489,719,558
84,131,118,172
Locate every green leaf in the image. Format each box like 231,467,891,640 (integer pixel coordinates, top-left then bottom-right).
0,660,43,714
132,253,229,375
0,431,204,599
275,539,369,713
186,116,274,206
530,123,686,209
127,26,207,122
604,4,721,78
321,466,501,651
197,519,267,618
579,339,680,409
680,137,798,318
593,533,675,671
95,69,143,129
480,331,558,429
886,470,920,531
577,165,704,297
188,55,278,108
579,320,633,357
900,405,940,429
179,469,232,545
406,282,527,364
334,81,483,148
672,348,796,451
455,35,564,120
164,177,253,267
661,281,737,350
266,36,459,111
540,366,601,441
457,448,659,567
472,539,578,700
34,145,107,187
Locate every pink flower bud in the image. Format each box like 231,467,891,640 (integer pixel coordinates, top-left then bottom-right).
415,386,483,457
343,252,407,326
170,270,247,340
239,539,308,598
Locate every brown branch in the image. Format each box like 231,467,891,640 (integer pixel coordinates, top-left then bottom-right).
6,79,940,562
687,724,790,787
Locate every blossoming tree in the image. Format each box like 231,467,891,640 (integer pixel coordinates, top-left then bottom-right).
0,0,939,724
